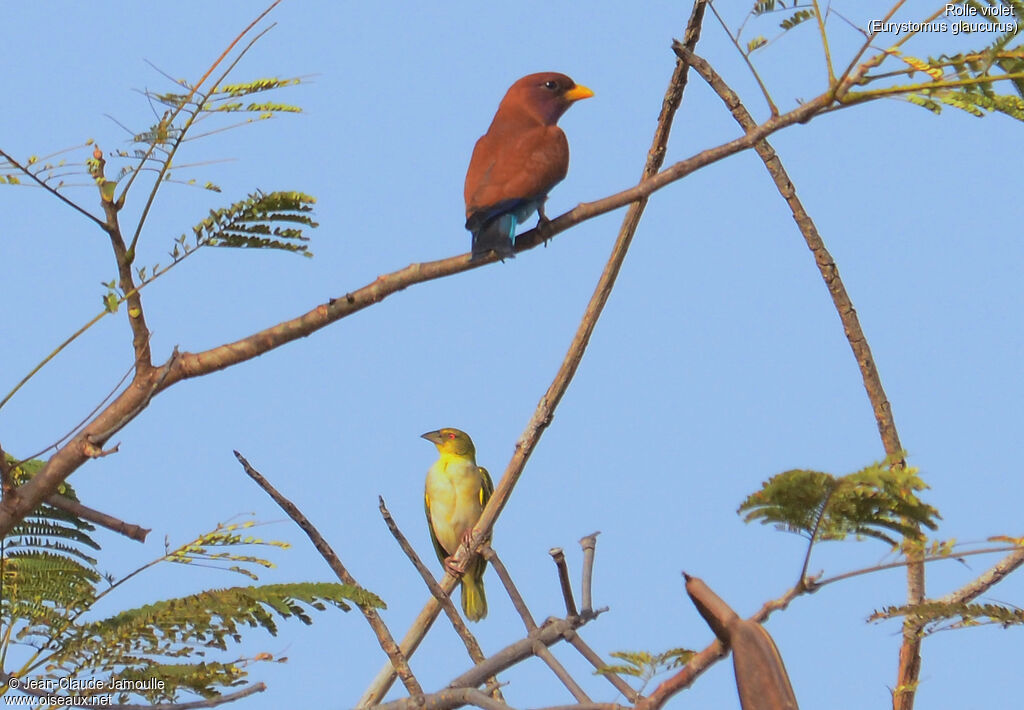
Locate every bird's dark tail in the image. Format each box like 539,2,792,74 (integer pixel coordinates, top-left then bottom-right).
470,213,516,262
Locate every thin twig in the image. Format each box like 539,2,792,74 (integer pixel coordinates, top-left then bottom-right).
375,615,606,710
811,0,835,86
579,532,599,615
798,484,837,587
483,546,537,631
935,549,1024,607
233,451,422,699
707,2,778,115
0,148,105,228
122,3,282,249
45,493,150,542
90,145,153,370
533,641,591,702
0,309,110,413
812,545,1023,591
833,0,905,93
549,548,578,617
565,631,640,703
12,357,138,462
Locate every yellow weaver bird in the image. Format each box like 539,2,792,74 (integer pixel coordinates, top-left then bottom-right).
421,428,494,622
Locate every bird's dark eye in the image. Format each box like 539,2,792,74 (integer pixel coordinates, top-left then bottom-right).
543,80,558,91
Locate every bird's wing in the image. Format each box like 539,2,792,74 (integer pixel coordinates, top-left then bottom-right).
465,126,568,216
424,490,450,565
468,466,494,582
478,466,494,509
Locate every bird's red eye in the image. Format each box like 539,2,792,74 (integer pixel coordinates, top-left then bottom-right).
447,432,456,439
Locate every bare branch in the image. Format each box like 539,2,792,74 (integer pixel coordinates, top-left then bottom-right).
579,532,600,615
46,493,150,542
549,547,578,617
483,546,537,631
933,549,1024,607
565,631,640,703
533,641,591,703
89,146,154,370
233,451,422,698
376,687,514,710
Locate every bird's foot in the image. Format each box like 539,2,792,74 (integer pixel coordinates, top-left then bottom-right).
536,213,551,247
444,555,466,576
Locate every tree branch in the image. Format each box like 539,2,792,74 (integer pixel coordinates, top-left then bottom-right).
549,547,578,617
372,614,608,710
674,43,921,710
0,148,106,228
46,493,150,542
233,452,422,698
933,548,1024,607
484,546,538,631
89,146,153,371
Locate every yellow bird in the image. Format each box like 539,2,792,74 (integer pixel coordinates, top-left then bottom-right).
421,428,494,622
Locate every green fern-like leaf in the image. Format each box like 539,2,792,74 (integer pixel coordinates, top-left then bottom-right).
215,77,303,99
918,86,1024,120
739,458,939,545
2,455,103,626
50,581,380,685
780,9,814,30
597,647,696,681
873,600,1024,633
113,660,249,702
753,1,787,15
747,36,768,53
191,190,318,256
906,93,943,114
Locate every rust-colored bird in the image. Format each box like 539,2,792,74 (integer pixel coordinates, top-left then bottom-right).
464,72,593,262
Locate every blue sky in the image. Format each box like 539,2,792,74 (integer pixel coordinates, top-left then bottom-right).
2,1,1022,708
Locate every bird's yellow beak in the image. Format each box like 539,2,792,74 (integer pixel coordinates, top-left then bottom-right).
421,430,443,444
564,84,594,102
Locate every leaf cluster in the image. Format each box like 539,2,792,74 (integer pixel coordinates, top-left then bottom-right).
186,189,317,255
872,600,1024,633
738,458,940,545
0,471,377,703
860,2,1024,120
2,456,101,645
598,648,695,692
